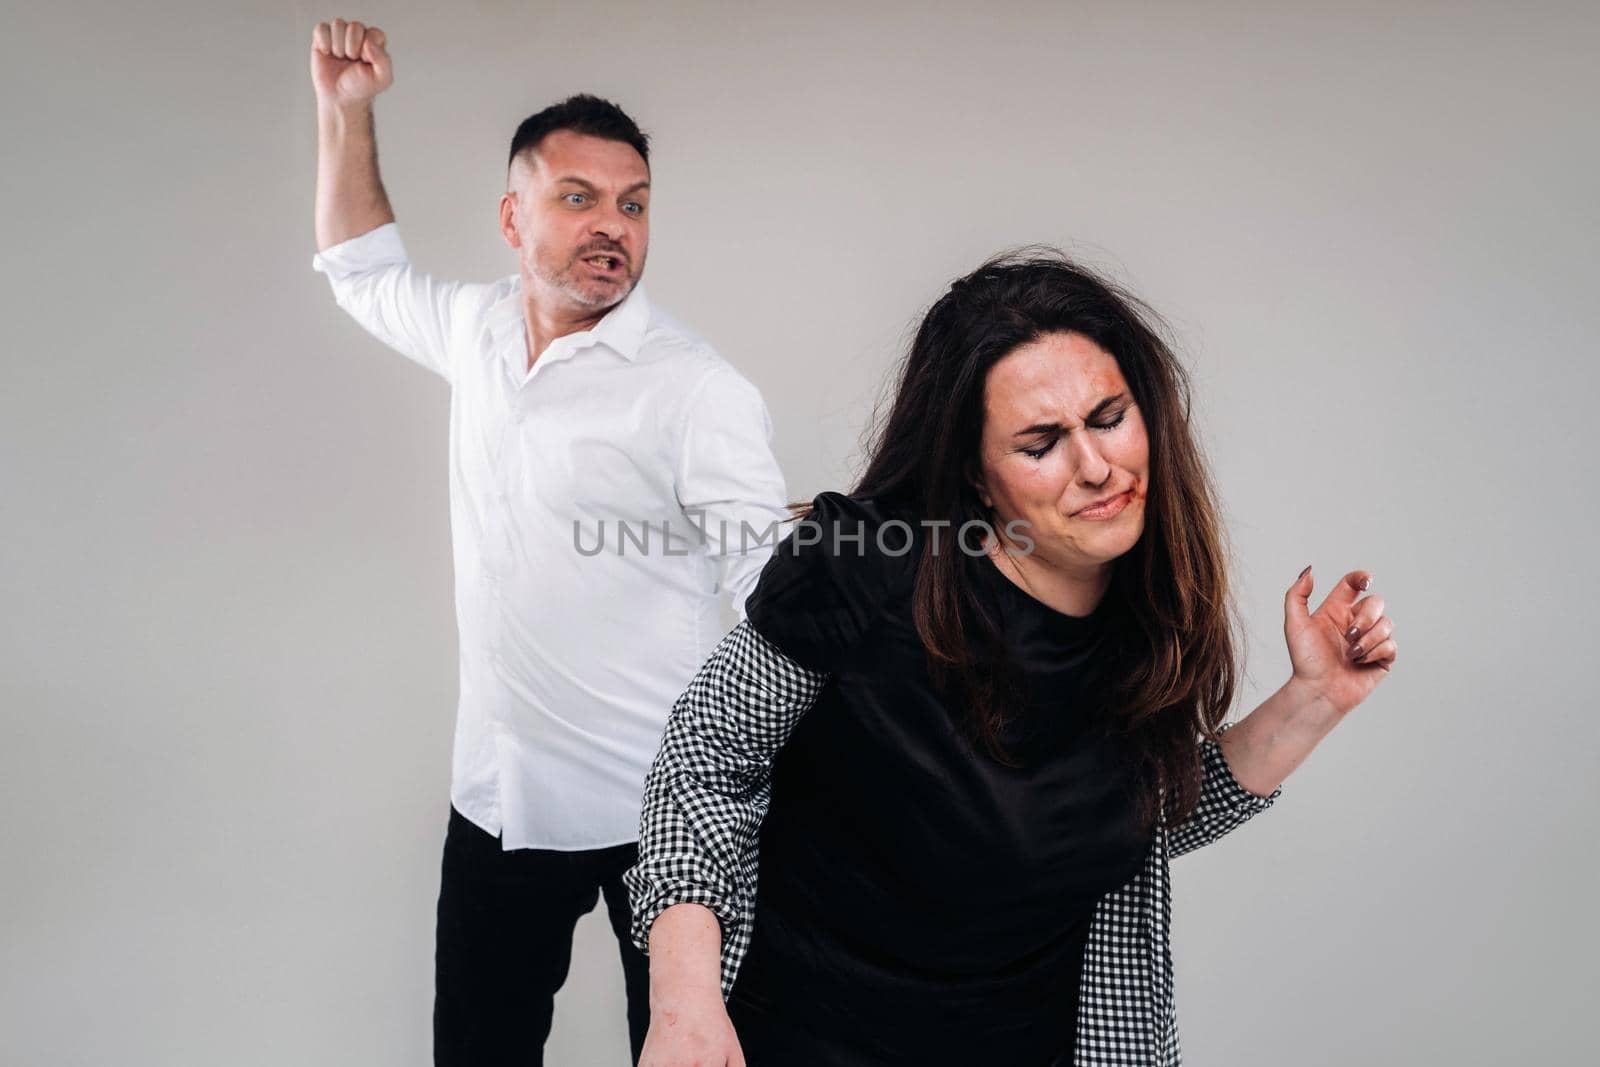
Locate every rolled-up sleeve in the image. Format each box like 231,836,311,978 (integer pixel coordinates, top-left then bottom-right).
311,222,468,383
1168,722,1283,859
673,364,791,620
622,619,828,999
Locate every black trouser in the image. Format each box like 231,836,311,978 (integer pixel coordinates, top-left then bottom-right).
433,806,650,1066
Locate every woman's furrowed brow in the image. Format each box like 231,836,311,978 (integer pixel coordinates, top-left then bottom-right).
1011,393,1128,437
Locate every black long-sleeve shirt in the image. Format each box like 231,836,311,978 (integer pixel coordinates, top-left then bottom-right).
624,491,1281,1065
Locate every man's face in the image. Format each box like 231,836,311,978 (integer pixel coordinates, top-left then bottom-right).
500,129,650,314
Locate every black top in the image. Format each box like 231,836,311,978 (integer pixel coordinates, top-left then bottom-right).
732,492,1153,1066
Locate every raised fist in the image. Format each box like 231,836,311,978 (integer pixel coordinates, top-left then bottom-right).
310,18,392,105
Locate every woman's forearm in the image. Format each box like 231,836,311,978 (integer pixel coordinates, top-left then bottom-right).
648,903,726,1008
1219,677,1344,798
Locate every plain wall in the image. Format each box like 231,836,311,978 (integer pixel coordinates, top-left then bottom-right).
3,1,1596,1063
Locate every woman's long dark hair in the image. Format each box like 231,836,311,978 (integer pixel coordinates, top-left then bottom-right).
794,248,1239,835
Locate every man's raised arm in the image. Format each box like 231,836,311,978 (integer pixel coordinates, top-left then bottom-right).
308,19,466,381
312,18,395,250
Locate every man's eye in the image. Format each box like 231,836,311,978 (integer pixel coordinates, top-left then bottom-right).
564,193,587,205
623,202,644,215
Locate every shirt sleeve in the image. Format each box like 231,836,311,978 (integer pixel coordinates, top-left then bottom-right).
310,222,470,383
742,490,914,674
622,619,829,999
1167,721,1283,859
672,364,792,620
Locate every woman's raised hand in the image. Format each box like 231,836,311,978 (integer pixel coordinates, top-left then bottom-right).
1283,566,1397,716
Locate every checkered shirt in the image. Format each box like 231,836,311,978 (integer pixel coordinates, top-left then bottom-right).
623,620,1282,1065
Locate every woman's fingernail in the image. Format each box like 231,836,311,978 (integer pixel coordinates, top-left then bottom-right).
1299,565,1312,579
1361,576,1372,590
1350,644,1364,659
1346,625,1360,641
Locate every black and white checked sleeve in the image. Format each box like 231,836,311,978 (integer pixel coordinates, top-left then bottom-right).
1078,723,1285,1065
622,618,829,999
1168,722,1282,859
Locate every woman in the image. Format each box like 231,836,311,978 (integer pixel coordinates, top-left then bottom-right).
622,250,1396,1066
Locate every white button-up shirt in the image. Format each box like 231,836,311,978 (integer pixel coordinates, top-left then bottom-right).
313,223,790,850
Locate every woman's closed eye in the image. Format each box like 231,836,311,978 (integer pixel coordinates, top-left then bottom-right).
1020,410,1127,459
1021,438,1057,460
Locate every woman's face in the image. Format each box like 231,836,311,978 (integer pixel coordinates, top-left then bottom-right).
972,331,1150,576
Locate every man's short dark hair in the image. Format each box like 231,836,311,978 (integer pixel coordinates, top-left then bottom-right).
508,94,650,170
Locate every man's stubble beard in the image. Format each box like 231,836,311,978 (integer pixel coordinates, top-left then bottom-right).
534,250,645,312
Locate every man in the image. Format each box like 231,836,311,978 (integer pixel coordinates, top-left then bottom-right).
307,18,790,1065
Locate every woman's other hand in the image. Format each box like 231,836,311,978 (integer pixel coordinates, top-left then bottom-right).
638,992,746,1067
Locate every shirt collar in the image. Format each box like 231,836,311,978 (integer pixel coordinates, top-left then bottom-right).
489,278,651,371
590,280,650,362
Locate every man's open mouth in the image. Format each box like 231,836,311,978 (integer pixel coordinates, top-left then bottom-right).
583,254,624,272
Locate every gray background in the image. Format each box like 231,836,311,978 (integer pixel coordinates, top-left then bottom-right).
3,1,1596,1064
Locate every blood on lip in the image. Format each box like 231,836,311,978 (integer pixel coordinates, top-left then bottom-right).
1078,489,1130,516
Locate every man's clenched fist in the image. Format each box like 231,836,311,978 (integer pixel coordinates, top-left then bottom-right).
310,18,392,105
